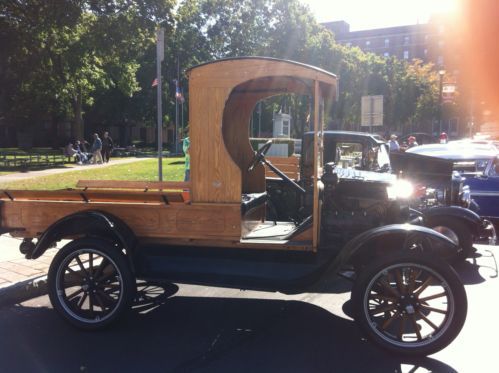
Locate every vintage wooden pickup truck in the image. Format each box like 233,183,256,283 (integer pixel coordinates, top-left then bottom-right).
0,57,467,356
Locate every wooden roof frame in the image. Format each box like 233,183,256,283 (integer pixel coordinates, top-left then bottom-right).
187,57,338,204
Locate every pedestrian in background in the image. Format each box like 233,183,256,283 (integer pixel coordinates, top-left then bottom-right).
388,134,400,152
90,133,103,164
407,136,419,148
182,135,190,181
101,131,114,163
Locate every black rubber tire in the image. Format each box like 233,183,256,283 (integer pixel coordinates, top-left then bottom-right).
48,238,135,330
427,216,474,261
352,252,467,356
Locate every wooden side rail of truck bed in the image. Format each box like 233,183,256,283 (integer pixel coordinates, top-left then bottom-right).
76,180,191,192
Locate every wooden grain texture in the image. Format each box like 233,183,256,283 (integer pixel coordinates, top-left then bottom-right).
76,180,191,191
312,81,321,249
1,200,241,240
265,156,300,180
188,58,337,205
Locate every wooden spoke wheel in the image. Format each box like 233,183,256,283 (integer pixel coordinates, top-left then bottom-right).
48,238,134,330
352,252,467,356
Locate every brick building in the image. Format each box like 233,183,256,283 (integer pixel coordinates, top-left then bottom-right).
323,17,469,137
322,17,459,74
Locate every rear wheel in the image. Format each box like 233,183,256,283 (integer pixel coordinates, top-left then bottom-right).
352,252,467,356
48,238,135,330
427,217,474,261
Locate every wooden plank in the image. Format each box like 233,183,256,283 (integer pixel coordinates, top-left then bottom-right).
76,180,191,190
1,200,242,240
312,80,320,250
266,156,300,165
0,189,185,204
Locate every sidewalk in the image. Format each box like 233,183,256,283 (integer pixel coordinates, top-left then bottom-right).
0,235,60,306
0,157,147,183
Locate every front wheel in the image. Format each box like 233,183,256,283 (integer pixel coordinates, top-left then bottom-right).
352,252,467,356
48,238,135,330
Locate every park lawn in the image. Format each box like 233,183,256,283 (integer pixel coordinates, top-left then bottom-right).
0,158,185,190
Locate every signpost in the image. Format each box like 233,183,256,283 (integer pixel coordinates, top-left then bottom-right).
361,95,383,133
156,28,164,181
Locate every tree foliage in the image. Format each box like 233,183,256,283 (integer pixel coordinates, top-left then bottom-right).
0,0,441,145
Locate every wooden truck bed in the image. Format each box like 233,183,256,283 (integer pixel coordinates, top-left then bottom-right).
0,180,313,251
0,180,241,242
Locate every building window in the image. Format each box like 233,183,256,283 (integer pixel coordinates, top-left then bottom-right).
384,52,390,58
365,40,371,47
437,55,444,65
403,50,409,59
384,38,390,48
282,120,290,137
404,36,410,45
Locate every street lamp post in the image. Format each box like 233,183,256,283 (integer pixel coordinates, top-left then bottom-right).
438,69,445,135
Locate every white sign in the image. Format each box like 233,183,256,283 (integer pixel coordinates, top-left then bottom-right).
361,95,383,127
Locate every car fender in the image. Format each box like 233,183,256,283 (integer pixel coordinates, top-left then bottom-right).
337,224,460,267
29,210,137,271
423,206,482,235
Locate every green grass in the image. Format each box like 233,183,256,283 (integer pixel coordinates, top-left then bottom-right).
0,158,186,190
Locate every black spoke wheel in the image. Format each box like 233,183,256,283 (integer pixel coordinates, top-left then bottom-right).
352,252,467,356
48,238,134,330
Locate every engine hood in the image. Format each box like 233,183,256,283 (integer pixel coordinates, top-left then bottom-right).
334,167,397,184
390,151,454,183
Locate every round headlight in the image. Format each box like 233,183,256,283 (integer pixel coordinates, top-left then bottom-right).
387,180,414,200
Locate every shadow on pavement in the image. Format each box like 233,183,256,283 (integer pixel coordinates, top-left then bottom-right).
0,282,457,373
453,247,498,284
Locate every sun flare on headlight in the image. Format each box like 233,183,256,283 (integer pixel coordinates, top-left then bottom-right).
387,180,414,199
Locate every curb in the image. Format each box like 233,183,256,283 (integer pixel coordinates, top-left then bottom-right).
0,275,48,307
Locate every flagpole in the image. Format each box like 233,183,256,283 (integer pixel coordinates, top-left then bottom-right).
175,56,180,154
156,28,164,181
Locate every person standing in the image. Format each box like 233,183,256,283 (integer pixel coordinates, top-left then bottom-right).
407,136,419,148
388,134,400,152
182,135,190,181
101,131,114,163
90,133,103,164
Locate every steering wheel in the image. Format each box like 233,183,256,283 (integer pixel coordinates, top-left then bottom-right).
248,140,273,171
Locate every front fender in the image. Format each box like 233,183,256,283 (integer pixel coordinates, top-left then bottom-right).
29,210,137,269
337,224,460,267
423,206,482,235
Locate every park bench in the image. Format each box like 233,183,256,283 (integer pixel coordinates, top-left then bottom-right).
0,151,67,169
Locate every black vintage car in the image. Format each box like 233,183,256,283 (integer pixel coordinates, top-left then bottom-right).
291,131,496,260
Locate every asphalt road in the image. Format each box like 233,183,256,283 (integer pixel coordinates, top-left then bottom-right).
0,246,497,373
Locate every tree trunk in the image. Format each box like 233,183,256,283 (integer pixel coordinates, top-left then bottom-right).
72,91,84,140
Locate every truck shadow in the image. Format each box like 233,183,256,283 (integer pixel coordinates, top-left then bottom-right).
453,246,498,284
1,284,457,373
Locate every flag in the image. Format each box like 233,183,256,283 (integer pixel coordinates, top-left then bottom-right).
151,78,158,87
174,79,185,103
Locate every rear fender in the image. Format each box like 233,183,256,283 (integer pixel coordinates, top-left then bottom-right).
29,210,137,271
337,224,459,267
423,206,482,235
